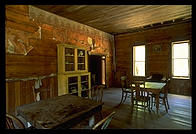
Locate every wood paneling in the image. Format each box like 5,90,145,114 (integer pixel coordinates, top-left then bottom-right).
5,6,38,33
34,5,191,34
6,5,114,114
6,54,57,78
6,76,58,114
114,21,192,96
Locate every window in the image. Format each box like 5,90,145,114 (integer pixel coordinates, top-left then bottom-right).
172,40,190,79
133,45,145,76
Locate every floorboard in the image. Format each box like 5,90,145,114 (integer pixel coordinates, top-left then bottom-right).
72,87,192,129
101,88,192,129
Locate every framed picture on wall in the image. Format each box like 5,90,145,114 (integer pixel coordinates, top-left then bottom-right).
153,45,162,53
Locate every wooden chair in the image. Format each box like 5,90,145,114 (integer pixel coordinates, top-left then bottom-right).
119,76,133,104
131,81,151,112
74,84,104,128
6,113,25,129
151,78,170,112
92,111,116,130
91,85,104,103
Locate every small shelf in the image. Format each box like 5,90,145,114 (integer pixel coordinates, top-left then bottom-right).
68,82,78,86
78,56,85,57
70,91,78,94
82,89,89,91
78,63,85,64
81,81,88,83
65,55,74,57
65,63,74,64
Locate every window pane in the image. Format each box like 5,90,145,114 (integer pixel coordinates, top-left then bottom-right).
173,59,189,76
134,46,145,61
173,43,189,58
134,62,145,76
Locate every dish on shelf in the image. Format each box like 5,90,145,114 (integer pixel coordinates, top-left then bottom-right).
78,51,84,56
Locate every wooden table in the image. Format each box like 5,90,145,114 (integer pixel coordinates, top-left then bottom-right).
16,94,103,129
131,81,166,114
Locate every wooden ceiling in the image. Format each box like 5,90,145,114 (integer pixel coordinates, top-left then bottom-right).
34,5,192,35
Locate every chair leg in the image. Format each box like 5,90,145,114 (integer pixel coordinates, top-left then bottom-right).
163,99,168,113
148,99,151,112
123,93,128,102
166,97,170,109
120,92,124,104
151,97,153,109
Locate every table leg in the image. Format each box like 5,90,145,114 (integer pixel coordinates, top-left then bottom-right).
89,115,95,127
156,93,160,114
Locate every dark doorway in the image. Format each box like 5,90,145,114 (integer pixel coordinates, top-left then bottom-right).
88,55,106,87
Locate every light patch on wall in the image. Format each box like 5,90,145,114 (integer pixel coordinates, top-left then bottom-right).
28,5,112,40
6,73,57,82
6,26,41,55
7,39,15,54
38,26,42,39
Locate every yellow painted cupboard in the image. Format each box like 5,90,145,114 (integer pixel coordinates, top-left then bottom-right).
57,44,91,97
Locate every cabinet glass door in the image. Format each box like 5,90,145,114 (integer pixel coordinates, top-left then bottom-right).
77,49,85,70
68,76,78,95
65,48,75,71
81,75,89,97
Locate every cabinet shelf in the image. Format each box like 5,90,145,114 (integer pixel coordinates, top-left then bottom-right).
82,88,89,91
65,55,74,57
68,82,78,86
70,91,78,94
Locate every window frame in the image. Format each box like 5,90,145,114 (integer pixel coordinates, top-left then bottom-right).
171,40,190,79
133,45,146,77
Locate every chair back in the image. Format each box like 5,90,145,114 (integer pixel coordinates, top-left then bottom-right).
92,111,116,130
120,76,129,90
6,113,25,129
91,85,104,102
131,81,148,100
162,78,170,97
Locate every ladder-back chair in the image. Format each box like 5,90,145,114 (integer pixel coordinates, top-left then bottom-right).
131,81,150,112
120,76,133,104
6,113,25,129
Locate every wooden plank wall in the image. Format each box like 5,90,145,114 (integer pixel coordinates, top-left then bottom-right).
114,21,192,96
5,5,114,114
6,77,57,114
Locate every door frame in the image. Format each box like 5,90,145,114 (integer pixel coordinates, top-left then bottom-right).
88,53,107,88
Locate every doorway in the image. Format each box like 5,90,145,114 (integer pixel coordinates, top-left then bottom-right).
88,55,106,87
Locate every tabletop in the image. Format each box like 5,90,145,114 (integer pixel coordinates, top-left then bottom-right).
145,82,166,89
16,94,103,129
131,81,166,90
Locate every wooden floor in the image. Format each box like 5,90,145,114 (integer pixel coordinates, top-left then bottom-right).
100,87,192,129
